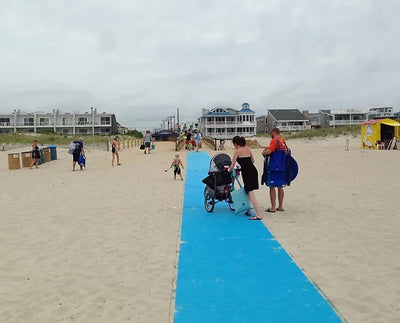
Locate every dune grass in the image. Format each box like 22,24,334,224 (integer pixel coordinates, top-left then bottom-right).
0,133,138,146
255,125,361,140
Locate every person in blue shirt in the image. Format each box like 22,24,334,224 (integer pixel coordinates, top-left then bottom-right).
72,137,85,171
142,130,153,154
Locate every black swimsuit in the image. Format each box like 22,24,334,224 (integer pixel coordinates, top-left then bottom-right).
32,146,40,159
237,157,259,193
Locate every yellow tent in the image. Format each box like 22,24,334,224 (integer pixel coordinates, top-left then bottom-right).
361,118,400,149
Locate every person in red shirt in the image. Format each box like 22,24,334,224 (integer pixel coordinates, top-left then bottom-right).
262,128,287,212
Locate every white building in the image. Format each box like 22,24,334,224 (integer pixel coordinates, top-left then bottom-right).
0,108,117,135
198,103,256,139
368,107,396,120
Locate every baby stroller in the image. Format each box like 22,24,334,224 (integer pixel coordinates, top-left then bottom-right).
202,153,235,212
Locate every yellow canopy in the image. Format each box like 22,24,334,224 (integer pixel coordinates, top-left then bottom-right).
380,119,400,126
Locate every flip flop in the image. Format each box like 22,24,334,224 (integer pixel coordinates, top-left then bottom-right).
276,208,284,211
249,216,262,220
266,208,276,213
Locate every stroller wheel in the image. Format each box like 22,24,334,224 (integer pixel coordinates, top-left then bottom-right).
228,200,235,211
204,186,209,198
204,188,215,212
205,197,215,212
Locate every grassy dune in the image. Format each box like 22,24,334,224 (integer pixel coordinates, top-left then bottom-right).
256,125,361,140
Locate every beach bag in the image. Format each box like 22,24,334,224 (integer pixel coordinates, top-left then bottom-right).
151,143,156,150
261,140,299,187
68,141,77,154
231,175,251,215
268,139,286,171
140,142,145,150
78,154,86,167
285,148,298,186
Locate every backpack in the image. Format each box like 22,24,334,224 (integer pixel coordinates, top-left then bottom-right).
68,141,77,154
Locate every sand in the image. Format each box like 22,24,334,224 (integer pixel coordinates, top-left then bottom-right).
0,136,399,322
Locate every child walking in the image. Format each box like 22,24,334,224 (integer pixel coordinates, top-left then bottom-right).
170,154,184,181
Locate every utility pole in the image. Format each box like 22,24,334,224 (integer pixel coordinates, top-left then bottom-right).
177,108,180,133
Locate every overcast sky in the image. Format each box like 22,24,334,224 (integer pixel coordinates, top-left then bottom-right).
1,0,399,130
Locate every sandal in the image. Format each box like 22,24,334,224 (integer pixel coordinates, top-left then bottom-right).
249,216,262,220
276,208,284,211
266,208,276,213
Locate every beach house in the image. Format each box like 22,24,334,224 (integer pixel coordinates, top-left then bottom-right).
367,107,396,120
0,108,117,135
266,109,311,133
198,103,256,139
319,109,368,127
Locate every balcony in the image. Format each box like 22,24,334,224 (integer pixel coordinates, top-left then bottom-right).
368,112,395,119
329,119,365,126
279,125,312,131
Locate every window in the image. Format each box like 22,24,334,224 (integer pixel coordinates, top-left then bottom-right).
79,128,88,134
78,117,88,125
101,117,110,125
62,118,73,125
62,129,70,134
100,128,110,133
0,118,10,126
24,118,34,126
39,117,50,126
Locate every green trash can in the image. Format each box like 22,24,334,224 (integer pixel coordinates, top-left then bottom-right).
47,145,57,160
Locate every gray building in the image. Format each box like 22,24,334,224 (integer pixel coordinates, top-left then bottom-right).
0,107,117,135
266,109,311,133
256,115,267,134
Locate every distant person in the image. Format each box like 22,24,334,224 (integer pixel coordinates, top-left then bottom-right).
111,137,121,166
185,131,192,149
170,153,184,181
194,130,202,152
30,139,40,169
262,128,287,212
218,139,225,150
143,130,153,154
228,136,262,220
189,138,196,151
72,137,85,171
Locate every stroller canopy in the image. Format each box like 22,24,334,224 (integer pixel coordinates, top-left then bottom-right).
209,153,231,172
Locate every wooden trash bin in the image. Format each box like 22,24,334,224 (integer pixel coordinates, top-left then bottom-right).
21,151,33,167
43,148,51,162
8,153,21,170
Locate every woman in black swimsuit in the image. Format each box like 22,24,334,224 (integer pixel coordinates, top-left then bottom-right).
30,139,40,169
228,136,262,220
111,137,121,166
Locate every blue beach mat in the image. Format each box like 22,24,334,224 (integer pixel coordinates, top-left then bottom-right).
174,151,343,323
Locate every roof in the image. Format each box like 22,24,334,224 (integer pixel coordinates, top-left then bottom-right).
362,118,400,126
206,112,237,116
152,130,178,136
268,109,308,121
203,106,253,116
239,107,255,113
